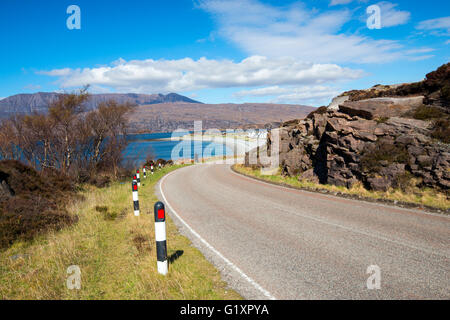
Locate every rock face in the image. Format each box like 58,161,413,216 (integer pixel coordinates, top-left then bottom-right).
250,104,450,192
339,63,450,111
280,110,447,191
246,63,450,193
0,172,14,202
338,97,424,120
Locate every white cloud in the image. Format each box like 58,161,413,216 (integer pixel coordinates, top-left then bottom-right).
405,48,435,54
377,2,410,28
38,56,364,93
234,86,290,97
38,68,72,76
0,97,5,101
234,85,340,105
417,16,450,35
330,0,354,6
198,0,416,64
408,55,435,61
403,47,435,60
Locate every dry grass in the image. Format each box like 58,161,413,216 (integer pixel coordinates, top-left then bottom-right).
0,165,241,300
233,165,450,212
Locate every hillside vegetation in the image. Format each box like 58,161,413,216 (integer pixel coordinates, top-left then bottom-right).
0,160,78,249
234,165,449,212
0,165,240,299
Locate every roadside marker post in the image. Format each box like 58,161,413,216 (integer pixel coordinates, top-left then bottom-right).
132,180,140,216
136,169,141,187
154,201,168,275
151,164,154,175
143,167,147,179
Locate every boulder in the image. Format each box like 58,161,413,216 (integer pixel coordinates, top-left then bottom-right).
327,95,350,111
298,168,320,184
0,172,14,202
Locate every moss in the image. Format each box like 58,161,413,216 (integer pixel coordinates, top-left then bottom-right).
375,117,389,124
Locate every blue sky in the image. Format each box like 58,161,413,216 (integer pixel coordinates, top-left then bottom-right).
0,0,449,106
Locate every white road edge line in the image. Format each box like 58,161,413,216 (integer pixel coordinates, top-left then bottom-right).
159,169,277,300
228,166,450,258
228,165,449,218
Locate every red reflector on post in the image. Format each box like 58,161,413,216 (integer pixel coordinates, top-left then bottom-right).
133,185,137,191
158,209,165,219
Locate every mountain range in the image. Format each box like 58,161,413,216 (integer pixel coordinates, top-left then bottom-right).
0,91,315,133
126,102,315,133
0,92,201,117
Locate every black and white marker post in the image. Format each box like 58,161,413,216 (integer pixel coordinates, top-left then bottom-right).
136,169,141,187
143,167,147,179
151,164,154,175
154,201,168,275
132,178,140,217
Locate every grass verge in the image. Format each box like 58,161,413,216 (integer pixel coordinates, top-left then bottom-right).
232,165,450,213
0,165,241,299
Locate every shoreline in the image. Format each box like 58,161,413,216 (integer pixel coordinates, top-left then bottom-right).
147,134,266,156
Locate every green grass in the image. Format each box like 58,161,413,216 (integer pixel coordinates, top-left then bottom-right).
233,165,450,212
0,165,241,300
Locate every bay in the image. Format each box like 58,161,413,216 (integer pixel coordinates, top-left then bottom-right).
123,132,233,164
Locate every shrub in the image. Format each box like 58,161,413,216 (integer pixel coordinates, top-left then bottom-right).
95,205,118,220
394,172,418,193
156,159,168,166
0,160,77,249
88,175,111,188
413,105,446,120
360,139,410,173
375,117,389,124
431,119,450,144
307,106,328,119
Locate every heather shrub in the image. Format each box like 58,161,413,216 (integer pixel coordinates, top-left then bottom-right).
0,160,77,249
360,139,410,173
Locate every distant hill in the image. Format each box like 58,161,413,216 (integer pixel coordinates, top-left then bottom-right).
126,102,315,133
0,92,201,117
0,91,315,133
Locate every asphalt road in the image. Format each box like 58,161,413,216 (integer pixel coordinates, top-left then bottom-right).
156,164,450,300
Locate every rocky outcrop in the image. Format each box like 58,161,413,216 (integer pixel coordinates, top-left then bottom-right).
246,63,450,193
338,97,424,120
0,172,14,202
338,63,450,111
249,104,450,192
245,64,450,193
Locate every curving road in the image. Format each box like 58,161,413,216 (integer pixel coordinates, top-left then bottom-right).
156,164,450,300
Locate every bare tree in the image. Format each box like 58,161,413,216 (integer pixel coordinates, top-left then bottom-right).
0,86,133,181
48,87,90,173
